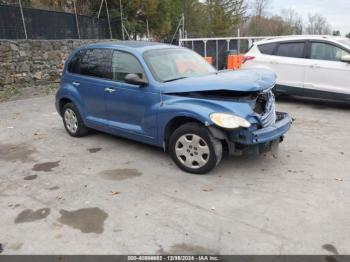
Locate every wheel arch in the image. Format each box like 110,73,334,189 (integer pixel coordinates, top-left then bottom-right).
57,94,84,120
166,118,224,174
163,116,205,151
58,97,73,116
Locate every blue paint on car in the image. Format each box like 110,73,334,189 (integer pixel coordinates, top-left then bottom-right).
56,41,292,174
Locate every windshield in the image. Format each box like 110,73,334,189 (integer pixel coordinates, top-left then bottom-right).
338,39,350,49
143,48,217,82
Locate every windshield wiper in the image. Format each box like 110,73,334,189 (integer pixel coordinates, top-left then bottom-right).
163,76,188,83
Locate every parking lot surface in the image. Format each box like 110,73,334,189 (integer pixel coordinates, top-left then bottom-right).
1,95,350,254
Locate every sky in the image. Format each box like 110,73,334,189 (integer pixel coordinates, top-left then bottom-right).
270,0,350,36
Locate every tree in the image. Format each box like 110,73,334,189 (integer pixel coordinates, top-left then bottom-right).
242,5,304,37
243,7,304,37
252,0,270,17
244,14,299,36
107,0,209,40
221,0,248,27
206,0,232,36
306,13,331,35
346,33,350,38
281,8,303,35
204,0,247,37
167,0,209,39
332,30,341,36
250,0,271,35
18,0,101,14
113,0,160,39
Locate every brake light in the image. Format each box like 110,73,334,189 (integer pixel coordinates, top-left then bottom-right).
243,56,255,63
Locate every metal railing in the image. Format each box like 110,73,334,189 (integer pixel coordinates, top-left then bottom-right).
179,36,268,69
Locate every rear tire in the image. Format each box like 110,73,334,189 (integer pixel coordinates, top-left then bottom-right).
169,122,222,174
62,102,89,137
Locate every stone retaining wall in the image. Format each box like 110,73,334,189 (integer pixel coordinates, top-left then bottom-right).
0,39,113,98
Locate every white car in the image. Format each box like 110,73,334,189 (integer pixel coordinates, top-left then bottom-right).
242,35,350,101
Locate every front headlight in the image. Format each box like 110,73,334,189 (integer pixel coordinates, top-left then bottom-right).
209,113,251,129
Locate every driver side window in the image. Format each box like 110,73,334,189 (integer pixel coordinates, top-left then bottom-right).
111,51,146,83
310,42,349,61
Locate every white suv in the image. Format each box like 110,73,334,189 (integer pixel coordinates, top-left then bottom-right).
242,35,350,101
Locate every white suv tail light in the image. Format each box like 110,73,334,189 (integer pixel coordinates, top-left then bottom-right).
243,56,256,63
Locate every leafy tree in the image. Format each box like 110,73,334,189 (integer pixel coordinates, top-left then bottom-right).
220,0,247,28
168,0,209,38
107,0,247,39
100,0,157,39
204,0,247,36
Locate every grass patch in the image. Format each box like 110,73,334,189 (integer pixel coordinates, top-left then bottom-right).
0,83,59,102
45,83,59,95
0,86,22,102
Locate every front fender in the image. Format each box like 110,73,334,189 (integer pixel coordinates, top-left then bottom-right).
157,96,231,145
157,110,209,145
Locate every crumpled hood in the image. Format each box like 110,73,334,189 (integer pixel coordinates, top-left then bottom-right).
161,68,276,94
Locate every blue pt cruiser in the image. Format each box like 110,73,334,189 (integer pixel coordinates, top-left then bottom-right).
56,41,292,174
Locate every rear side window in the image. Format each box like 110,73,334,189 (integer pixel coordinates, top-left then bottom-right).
111,51,146,82
258,43,276,55
276,42,305,58
68,50,85,74
68,48,112,79
80,49,112,78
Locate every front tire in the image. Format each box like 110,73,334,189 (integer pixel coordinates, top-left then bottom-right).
62,102,89,137
169,122,222,174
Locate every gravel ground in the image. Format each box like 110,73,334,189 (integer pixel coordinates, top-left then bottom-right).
0,95,349,254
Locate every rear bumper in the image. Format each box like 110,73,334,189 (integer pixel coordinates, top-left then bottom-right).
227,112,292,155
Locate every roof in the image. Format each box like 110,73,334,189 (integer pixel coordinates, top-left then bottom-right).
80,41,179,53
255,35,349,44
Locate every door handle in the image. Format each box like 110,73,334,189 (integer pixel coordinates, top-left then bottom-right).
104,88,116,93
72,81,80,87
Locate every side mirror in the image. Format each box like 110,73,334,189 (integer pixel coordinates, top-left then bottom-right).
124,73,148,86
341,55,350,63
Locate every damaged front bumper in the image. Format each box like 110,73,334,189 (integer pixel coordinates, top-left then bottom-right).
210,112,292,156
232,112,292,145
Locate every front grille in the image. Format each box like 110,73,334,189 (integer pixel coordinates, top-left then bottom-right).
254,91,276,128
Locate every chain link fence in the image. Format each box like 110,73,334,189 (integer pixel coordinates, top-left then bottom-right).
0,2,119,39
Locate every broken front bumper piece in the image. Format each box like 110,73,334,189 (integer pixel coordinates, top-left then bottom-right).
228,112,292,155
